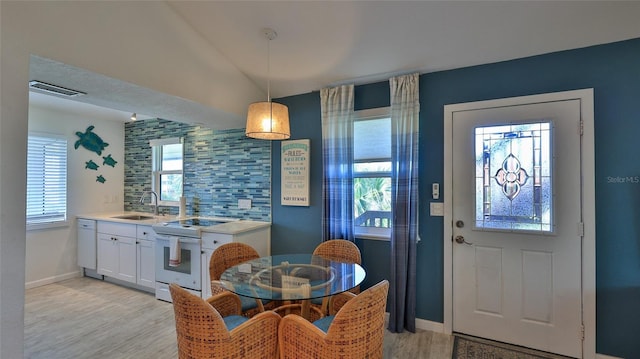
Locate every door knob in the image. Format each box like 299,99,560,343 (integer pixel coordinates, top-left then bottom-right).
454,235,473,246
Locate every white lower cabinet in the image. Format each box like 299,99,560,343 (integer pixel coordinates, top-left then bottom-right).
201,232,233,299
97,221,156,289
117,236,137,283
200,248,214,299
97,222,137,284
97,232,136,283
136,225,156,289
97,233,119,277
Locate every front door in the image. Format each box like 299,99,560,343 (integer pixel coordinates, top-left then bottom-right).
449,92,588,358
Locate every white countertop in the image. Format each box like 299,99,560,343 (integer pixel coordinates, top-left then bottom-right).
76,212,270,235
76,211,170,225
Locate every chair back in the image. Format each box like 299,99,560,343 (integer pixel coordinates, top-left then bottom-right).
278,279,389,359
326,280,389,351
170,283,281,359
313,239,362,295
210,242,260,280
169,283,232,358
313,239,361,264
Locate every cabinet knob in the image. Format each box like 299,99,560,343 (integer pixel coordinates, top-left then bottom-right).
143,232,147,235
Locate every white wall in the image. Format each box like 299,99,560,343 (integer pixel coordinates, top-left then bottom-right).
1,2,262,356
26,102,125,288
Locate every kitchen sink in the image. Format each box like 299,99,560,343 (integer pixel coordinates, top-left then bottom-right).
111,214,155,221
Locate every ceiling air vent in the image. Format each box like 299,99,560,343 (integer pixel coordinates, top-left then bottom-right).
29,80,86,97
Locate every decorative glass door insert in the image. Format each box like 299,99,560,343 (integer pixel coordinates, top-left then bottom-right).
475,121,553,232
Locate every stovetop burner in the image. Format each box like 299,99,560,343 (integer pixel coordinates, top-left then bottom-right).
169,218,228,228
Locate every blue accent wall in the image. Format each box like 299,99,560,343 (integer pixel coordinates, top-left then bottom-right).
272,38,640,358
124,119,271,221
271,93,324,254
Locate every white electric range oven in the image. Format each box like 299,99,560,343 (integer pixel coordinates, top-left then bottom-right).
152,217,235,302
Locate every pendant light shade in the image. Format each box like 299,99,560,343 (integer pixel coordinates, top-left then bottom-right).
246,28,291,140
246,101,290,140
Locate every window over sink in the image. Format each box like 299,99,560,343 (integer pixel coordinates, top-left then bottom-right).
150,137,183,206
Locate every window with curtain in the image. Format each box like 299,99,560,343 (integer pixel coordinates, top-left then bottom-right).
26,133,68,228
353,107,392,238
150,137,183,205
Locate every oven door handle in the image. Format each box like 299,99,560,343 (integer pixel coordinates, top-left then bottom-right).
155,235,200,244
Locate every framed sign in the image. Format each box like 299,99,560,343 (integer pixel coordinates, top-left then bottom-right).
281,139,310,206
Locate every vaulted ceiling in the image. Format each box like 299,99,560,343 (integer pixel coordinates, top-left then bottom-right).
29,1,640,127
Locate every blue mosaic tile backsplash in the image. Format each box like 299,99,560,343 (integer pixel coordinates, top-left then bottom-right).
124,118,271,221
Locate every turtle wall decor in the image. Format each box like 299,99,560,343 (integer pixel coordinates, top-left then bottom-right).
102,154,117,167
75,125,118,184
74,125,109,155
85,160,99,170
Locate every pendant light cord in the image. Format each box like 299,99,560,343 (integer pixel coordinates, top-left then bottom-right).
267,35,271,102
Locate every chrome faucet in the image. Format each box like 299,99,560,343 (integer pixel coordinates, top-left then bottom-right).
139,191,159,216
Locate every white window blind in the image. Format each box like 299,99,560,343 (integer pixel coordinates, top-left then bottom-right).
26,133,67,226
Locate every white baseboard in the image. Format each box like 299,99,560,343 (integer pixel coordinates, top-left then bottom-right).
415,317,445,333
596,354,622,359
25,271,82,289
384,313,445,333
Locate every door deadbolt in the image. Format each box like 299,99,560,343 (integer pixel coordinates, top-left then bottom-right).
455,220,464,228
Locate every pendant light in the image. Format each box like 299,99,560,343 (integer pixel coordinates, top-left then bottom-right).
245,28,291,140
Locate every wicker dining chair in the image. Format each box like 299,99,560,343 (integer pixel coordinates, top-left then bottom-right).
312,239,363,314
278,279,389,359
209,242,270,317
312,239,362,267
169,283,281,359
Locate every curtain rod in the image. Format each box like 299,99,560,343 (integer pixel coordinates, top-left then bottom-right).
323,69,421,90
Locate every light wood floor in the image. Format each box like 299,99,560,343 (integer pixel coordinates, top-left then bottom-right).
25,277,453,358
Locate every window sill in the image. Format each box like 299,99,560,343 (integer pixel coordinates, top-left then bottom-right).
355,233,390,241
27,221,69,232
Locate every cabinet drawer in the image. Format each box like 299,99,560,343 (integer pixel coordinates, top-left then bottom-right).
201,232,232,249
97,221,137,237
78,218,96,229
137,225,155,240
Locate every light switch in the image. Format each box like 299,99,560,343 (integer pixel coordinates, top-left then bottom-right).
430,202,444,216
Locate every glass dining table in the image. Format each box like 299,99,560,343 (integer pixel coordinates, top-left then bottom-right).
219,253,366,320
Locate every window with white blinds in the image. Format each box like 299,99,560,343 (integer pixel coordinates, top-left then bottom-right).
26,133,68,227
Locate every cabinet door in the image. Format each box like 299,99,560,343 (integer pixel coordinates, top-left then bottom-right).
201,248,214,299
97,233,118,277
137,239,155,289
117,236,137,284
